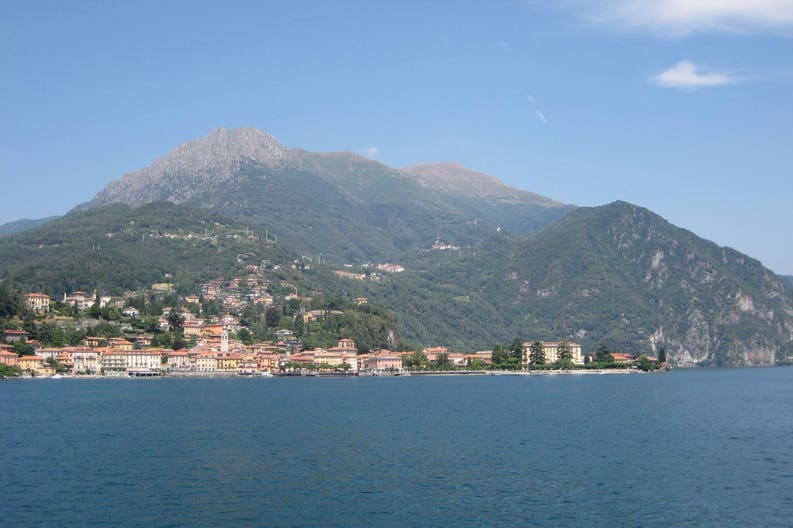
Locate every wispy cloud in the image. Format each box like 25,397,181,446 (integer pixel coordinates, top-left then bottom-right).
525,92,549,124
500,39,512,54
650,60,735,89
359,146,380,159
548,0,793,37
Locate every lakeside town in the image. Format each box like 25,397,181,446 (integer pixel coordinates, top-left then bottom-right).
1,267,666,378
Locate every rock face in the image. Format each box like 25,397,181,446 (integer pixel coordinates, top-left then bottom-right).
90,127,287,207
493,201,793,366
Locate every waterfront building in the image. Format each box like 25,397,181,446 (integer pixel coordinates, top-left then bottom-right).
367,350,403,371
17,355,46,375
521,341,584,366
101,348,162,373
422,347,448,362
194,352,217,372
72,348,101,374
167,350,191,371
0,350,18,367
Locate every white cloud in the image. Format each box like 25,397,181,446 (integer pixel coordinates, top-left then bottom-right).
526,92,535,104
535,110,549,124
359,146,380,159
500,39,512,54
551,0,793,36
650,60,734,89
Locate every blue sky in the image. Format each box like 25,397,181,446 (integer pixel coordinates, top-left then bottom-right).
2,1,792,274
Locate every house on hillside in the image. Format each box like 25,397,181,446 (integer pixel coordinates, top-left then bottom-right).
3,329,29,343
25,293,51,312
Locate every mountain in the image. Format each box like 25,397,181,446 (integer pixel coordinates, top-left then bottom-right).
782,276,793,289
0,202,297,295
385,201,793,365
83,127,573,262
399,162,574,234
0,216,59,238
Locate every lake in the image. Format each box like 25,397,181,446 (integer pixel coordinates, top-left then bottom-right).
2,368,792,527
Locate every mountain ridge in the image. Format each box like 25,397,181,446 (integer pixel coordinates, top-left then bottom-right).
81,127,574,262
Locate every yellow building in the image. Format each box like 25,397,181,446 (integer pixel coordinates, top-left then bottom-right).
25,293,51,312
18,355,45,375
521,341,584,366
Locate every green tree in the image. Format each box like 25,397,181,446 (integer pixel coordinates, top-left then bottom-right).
265,306,281,328
529,340,545,366
491,343,509,368
46,356,68,373
658,346,668,363
0,363,22,377
36,321,65,347
403,350,430,370
86,300,101,319
595,342,614,363
167,310,185,331
237,328,253,345
14,339,34,356
171,335,186,350
557,340,574,370
509,338,523,362
637,355,658,372
468,358,487,370
435,352,453,370
92,321,121,338
143,317,160,333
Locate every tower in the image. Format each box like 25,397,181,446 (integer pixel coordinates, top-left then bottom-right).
221,326,229,354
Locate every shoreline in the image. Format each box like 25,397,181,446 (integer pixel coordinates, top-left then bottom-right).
6,367,666,380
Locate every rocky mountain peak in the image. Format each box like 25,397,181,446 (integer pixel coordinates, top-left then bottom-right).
89,126,287,207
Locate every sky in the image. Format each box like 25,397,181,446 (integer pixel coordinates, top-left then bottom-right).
1,1,792,274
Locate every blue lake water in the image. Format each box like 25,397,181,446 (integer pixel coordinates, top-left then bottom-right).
2,368,793,527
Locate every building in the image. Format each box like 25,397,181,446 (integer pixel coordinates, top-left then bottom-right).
101,349,162,374
3,329,30,343
193,352,217,372
521,341,584,366
84,336,106,347
166,350,191,371
25,293,51,312
107,338,134,350
422,347,448,362
254,351,280,373
313,348,358,371
611,352,636,364
17,355,46,375
216,353,243,372
367,350,403,371
72,348,101,374
0,350,18,367
122,307,140,318
63,291,92,311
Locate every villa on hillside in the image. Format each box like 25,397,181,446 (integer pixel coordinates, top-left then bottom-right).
25,293,51,312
